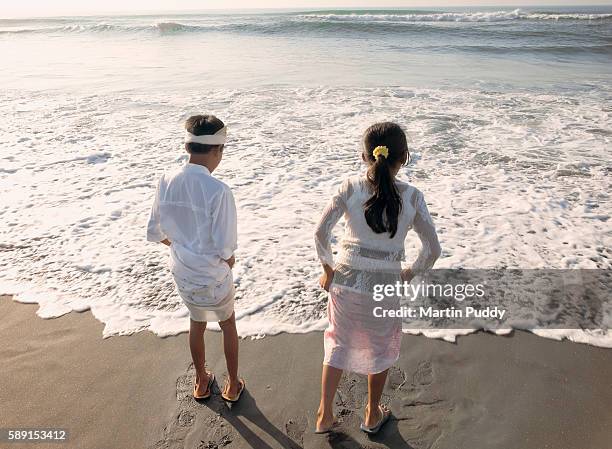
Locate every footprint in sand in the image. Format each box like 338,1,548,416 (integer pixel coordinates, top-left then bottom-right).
412,360,434,387
285,416,308,447
177,410,196,428
387,366,409,392
197,434,232,449
336,372,368,410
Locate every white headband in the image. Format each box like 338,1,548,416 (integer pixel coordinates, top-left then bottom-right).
185,126,227,145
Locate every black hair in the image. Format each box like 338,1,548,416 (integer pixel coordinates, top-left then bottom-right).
363,122,409,238
184,114,225,154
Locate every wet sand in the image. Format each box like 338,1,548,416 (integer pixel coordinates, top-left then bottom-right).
1,295,611,449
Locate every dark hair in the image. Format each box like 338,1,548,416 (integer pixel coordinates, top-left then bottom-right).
363,122,409,238
184,114,225,154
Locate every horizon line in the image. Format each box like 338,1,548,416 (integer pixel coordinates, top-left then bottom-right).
2,3,612,20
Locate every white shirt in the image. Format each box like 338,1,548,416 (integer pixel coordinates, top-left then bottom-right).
147,163,237,288
314,176,441,278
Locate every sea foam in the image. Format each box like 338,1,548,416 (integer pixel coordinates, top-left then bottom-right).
0,87,610,346
1,9,611,36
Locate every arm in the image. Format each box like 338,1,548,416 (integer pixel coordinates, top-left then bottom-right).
314,180,350,291
146,176,169,244
402,191,441,281
224,255,236,269
211,187,238,269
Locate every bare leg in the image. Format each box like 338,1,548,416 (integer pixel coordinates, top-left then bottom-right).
219,312,240,396
316,364,343,431
189,319,210,396
364,369,389,427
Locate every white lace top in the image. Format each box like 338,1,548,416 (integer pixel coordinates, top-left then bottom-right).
314,176,441,277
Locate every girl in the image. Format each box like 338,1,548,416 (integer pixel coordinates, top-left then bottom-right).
314,122,441,434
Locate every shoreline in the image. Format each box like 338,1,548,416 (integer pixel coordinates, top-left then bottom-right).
1,295,611,449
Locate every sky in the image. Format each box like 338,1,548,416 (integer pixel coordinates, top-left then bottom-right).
2,0,611,18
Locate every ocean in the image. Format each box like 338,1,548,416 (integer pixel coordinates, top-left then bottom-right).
0,7,610,345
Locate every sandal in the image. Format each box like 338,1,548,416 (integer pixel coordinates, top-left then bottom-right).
221,378,245,403
193,372,215,400
314,417,338,434
360,405,391,434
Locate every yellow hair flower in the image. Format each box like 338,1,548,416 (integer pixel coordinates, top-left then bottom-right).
372,145,389,161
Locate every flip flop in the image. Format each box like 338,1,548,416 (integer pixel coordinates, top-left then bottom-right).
193,372,215,400
314,418,338,434
360,405,391,435
221,378,245,403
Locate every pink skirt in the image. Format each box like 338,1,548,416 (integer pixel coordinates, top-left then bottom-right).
324,282,402,375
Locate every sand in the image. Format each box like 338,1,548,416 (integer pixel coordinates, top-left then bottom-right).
1,295,611,449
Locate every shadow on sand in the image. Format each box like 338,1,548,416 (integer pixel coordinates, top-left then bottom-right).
306,417,414,449
200,386,303,449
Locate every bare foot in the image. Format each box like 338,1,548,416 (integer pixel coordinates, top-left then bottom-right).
315,408,335,433
194,371,212,397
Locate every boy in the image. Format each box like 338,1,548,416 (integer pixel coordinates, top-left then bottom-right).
147,114,244,402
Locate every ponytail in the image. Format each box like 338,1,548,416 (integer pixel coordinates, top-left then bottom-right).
362,122,408,238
